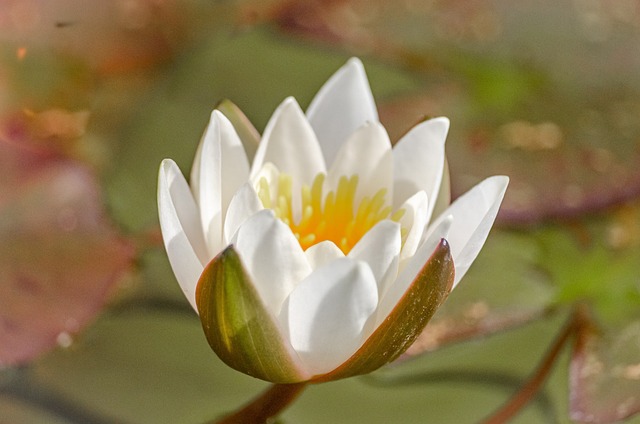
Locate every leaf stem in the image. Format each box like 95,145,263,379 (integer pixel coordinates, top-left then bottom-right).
480,306,590,424
212,383,308,424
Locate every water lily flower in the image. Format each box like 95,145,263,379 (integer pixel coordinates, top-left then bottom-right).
158,58,508,384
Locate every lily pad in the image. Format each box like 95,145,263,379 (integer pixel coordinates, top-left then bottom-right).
263,0,640,226
402,229,554,358
25,299,571,423
0,1,191,75
536,224,640,327
0,139,134,366
571,319,640,423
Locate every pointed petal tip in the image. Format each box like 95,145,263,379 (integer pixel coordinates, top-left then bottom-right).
210,108,225,121
209,108,243,133
416,116,450,142
264,97,301,126
158,159,185,189
432,116,450,131
426,115,450,126
494,174,510,185
159,157,178,173
438,238,455,293
484,175,510,196
208,109,238,133
345,56,365,71
282,96,299,108
214,98,232,109
265,96,309,134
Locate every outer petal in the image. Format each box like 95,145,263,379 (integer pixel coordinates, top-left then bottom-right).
282,258,378,376
430,175,509,288
196,246,309,383
392,117,449,218
315,239,454,382
223,182,263,245
250,97,326,187
327,121,393,205
304,240,344,269
232,210,312,317
306,58,378,166
158,159,208,312
196,111,250,256
348,220,401,299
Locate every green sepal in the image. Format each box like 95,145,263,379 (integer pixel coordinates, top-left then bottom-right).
196,246,306,383
216,99,260,162
314,239,454,382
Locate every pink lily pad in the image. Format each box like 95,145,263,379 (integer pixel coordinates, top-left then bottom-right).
570,319,640,423
0,138,134,366
0,0,187,75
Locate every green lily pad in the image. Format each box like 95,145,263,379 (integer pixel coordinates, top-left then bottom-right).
401,229,554,358
537,224,640,327
23,297,575,423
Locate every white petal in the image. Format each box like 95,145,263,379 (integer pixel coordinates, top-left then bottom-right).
392,117,449,219
348,220,401,299
397,191,430,262
197,111,250,256
158,159,208,312
306,58,378,166
375,216,452,327
327,121,393,205
232,210,312,317
251,97,326,187
223,182,263,245
189,133,204,202
431,158,451,220
304,241,344,269
431,176,509,288
216,112,251,222
282,258,378,376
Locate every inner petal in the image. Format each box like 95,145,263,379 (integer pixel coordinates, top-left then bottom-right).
256,170,406,254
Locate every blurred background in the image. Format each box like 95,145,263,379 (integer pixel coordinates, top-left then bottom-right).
1,0,640,422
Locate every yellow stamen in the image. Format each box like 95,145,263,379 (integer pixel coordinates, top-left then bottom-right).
257,172,406,254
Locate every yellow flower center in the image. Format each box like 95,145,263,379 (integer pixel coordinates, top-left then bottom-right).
257,172,405,254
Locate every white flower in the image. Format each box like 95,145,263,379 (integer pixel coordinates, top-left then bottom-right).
158,58,508,383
